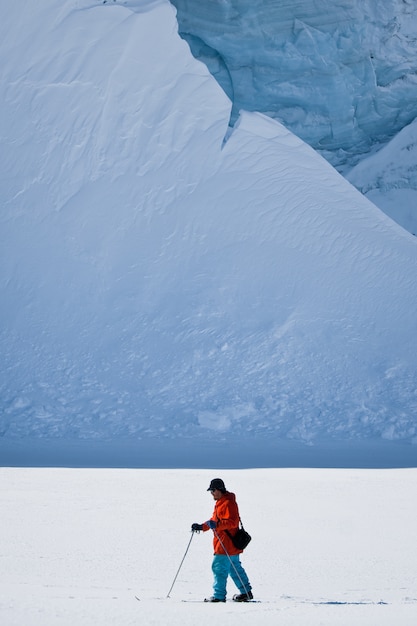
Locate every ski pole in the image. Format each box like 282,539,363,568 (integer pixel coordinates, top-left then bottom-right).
166,530,195,598
213,529,251,597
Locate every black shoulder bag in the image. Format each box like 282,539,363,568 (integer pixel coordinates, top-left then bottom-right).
226,516,252,550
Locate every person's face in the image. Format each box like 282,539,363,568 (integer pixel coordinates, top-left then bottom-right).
210,488,222,500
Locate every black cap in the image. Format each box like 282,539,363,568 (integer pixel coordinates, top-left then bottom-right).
207,478,226,493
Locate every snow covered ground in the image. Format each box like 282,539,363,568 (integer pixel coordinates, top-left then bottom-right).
2,467,417,625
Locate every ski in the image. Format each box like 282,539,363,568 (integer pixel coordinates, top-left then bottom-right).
181,599,261,603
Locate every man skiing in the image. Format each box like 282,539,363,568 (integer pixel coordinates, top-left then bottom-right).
191,478,253,603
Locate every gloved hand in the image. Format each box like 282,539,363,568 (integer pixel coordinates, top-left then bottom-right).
206,520,217,529
191,523,203,532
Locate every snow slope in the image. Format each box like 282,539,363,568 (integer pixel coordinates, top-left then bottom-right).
347,118,417,236
1,0,417,463
2,468,417,625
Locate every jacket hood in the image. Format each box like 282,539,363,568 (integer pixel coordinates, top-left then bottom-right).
221,491,236,503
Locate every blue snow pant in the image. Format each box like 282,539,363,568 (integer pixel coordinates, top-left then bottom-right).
212,554,251,600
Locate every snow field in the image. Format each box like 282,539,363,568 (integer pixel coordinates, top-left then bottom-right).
1,467,417,625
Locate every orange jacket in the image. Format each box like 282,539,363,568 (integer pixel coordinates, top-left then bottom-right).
202,491,242,555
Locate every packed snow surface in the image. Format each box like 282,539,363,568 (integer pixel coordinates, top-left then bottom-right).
2,468,417,625
1,0,417,463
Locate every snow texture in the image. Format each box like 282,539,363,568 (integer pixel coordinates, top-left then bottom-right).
1,468,417,625
1,0,417,466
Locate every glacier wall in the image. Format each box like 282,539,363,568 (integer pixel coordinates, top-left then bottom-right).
1,0,417,455
171,0,417,169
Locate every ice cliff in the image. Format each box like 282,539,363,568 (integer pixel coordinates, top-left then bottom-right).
171,0,417,169
171,0,417,235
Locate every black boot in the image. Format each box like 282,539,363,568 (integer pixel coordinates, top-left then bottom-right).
232,591,253,602
204,596,226,603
